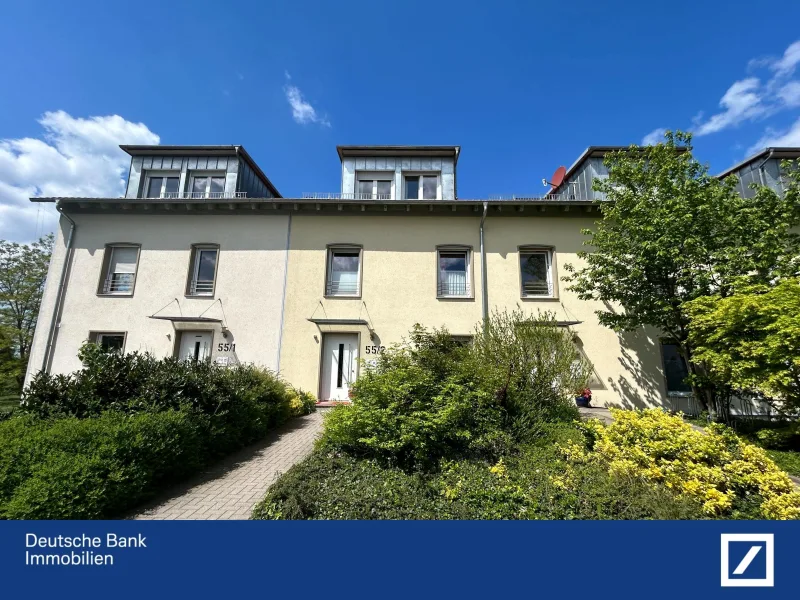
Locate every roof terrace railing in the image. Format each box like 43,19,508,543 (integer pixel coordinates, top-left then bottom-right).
142,192,249,199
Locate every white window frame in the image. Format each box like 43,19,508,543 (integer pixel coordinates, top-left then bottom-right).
143,171,181,198
325,245,362,298
404,172,441,200
187,245,219,297
91,331,127,354
99,244,140,296
355,172,394,200
519,247,555,298
436,246,472,298
189,171,227,198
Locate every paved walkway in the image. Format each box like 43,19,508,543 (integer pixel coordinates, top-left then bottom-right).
133,411,324,520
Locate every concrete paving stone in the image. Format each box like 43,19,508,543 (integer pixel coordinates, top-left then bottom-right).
132,411,323,520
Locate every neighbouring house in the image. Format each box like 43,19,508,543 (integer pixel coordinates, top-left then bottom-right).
25,143,799,413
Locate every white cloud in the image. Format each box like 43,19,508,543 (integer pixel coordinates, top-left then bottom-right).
747,116,800,154
694,78,765,135
693,39,800,138
282,72,330,127
770,40,800,76
641,127,667,146
0,110,159,242
778,81,800,107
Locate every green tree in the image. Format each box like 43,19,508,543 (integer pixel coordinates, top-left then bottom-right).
0,234,54,395
686,278,800,410
562,131,800,417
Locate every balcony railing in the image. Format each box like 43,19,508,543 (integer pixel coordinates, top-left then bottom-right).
142,192,248,199
103,273,134,294
437,279,471,297
189,279,215,295
326,279,360,296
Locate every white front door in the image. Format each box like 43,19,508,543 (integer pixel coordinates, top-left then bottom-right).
320,333,358,401
178,331,212,363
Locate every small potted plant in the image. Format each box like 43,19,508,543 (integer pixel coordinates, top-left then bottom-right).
575,387,592,408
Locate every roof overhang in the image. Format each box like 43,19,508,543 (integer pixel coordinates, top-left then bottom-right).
31,197,600,216
337,145,461,164
716,147,800,179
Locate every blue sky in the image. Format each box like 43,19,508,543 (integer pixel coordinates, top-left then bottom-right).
1,0,800,241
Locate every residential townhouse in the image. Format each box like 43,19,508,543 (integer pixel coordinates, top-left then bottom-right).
25,144,799,413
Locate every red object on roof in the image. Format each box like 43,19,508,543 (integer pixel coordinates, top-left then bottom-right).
551,166,566,189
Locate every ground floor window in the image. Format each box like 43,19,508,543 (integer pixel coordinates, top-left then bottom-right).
661,342,691,393
89,332,126,354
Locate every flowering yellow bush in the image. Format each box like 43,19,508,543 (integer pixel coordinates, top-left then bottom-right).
561,409,800,520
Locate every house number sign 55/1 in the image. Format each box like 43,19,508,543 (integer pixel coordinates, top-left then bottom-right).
364,345,385,354
217,343,236,352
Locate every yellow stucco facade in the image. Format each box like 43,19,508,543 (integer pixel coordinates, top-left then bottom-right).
279,211,674,409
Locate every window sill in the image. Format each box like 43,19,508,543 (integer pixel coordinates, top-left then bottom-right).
97,293,134,298
520,295,559,302
185,294,216,299
324,294,362,300
436,295,474,301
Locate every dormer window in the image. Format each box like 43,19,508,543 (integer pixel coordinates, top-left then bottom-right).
145,175,180,198
356,173,393,200
405,174,439,200
190,174,226,198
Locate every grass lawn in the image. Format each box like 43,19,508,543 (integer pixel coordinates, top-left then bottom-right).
765,449,800,478
0,395,20,413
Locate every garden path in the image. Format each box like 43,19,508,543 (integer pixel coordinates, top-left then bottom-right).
132,411,324,520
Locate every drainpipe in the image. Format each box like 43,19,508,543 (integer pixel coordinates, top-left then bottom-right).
755,149,774,187
41,201,76,374
479,202,489,331
275,212,292,373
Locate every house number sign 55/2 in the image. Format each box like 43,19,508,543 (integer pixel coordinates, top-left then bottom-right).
364,345,385,354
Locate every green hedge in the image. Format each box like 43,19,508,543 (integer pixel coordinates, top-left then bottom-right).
0,410,207,519
1,347,316,519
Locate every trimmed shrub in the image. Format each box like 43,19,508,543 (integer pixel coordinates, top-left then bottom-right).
0,409,207,519
563,409,800,520
3,348,315,519
754,423,800,451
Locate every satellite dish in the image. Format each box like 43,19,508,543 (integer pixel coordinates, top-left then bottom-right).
551,166,567,189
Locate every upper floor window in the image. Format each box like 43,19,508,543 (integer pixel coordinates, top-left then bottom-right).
98,244,140,296
437,247,471,298
326,246,361,297
145,175,180,198
519,247,554,298
190,174,226,198
661,342,691,394
405,174,439,200
357,179,392,200
186,245,219,296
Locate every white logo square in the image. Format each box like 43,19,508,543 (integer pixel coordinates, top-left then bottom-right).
720,533,774,587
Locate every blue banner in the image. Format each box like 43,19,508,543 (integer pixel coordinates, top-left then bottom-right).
0,520,795,598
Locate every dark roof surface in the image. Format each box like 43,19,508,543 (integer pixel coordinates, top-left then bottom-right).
336,145,460,164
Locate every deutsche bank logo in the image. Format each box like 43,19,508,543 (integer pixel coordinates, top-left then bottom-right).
720,534,774,587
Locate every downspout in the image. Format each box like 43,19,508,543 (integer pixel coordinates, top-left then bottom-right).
755,149,774,187
275,212,292,373
479,202,489,331
42,201,76,373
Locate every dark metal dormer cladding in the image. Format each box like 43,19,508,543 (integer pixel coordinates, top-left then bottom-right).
548,146,624,201
121,145,281,200
717,147,800,198
332,145,460,201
